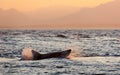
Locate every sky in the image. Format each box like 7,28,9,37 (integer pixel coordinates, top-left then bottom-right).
0,0,120,29
0,0,113,12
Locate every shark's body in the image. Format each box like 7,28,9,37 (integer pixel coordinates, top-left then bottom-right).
21,48,71,60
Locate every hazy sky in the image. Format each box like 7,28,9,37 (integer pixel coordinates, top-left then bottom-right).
0,0,113,12
0,0,119,29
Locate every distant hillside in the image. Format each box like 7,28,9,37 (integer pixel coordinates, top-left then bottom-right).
52,0,120,25
0,0,120,28
0,8,28,27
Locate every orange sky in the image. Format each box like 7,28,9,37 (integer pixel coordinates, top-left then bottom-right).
0,0,113,12
0,0,119,29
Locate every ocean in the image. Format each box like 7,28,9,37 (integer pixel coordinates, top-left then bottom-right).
0,29,120,75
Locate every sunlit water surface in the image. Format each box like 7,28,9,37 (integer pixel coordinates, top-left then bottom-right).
0,29,120,75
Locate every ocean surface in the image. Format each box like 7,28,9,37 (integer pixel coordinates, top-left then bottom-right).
0,29,120,75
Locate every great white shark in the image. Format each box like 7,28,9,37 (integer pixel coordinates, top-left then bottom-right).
21,48,71,60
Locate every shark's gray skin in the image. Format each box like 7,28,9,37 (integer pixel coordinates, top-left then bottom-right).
21,48,71,60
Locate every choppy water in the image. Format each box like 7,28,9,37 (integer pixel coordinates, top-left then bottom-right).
0,29,120,75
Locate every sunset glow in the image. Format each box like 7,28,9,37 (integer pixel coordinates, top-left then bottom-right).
0,0,113,12
0,0,119,29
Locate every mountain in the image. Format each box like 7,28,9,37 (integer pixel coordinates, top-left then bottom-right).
0,8,29,28
0,6,80,28
0,0,120,28
50,0,120,26
27,6,80,25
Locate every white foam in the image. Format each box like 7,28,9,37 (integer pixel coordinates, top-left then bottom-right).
70,56,120,63
0,58,19,62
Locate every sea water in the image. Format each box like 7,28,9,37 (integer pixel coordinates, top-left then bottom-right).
0,29,120,75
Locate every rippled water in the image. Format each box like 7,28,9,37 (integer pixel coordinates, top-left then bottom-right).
0,29,120,75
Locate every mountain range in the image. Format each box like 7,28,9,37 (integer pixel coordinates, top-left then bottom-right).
0,0,120,28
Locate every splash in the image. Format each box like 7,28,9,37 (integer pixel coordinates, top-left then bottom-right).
66,49,80,59
66,46,84,60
